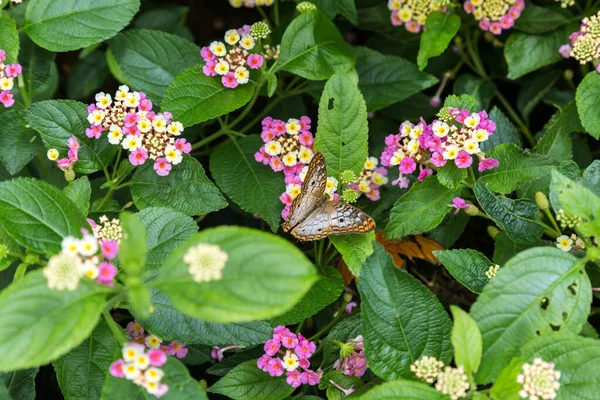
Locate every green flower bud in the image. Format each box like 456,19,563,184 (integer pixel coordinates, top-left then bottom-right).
250,21,271,40
341,188,359,203
297,1,317,13
199,380,208,390
24,252,40,265
64,168,76,182
535,192,549,210
464,204,480,216
437,106,454,123
487,225,501,239
340,170,357,184
343,292,353,303
0,244,8,261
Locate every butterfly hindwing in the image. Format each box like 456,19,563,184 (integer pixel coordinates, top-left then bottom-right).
290,201,376,241
283,153,328,232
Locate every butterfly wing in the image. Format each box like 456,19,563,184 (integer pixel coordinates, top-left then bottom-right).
283,152,328,232
290,200,376,241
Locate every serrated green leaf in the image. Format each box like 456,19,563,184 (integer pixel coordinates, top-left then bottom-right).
450,306,482,375
478,143,559,194
0,109,41,175
470,247,591,384
434,249,493,294
155,226,318,322
108,29,202,105
53,319,117,400
0,178,88,255
480,107,521,152
66,50,110,100
359,243,452,380
315,73,368,178
309,0,358,25
576,72,600,139
474,182,544,245
505,28,570,80
276,10,355,80
17,33,56,103
489,357,526,400
133,5,189,35
443,94,478,112
386,177,459,239
436,162,467,189
208,360,293,400
161,66,255,127
63,177,91,217
119,212,147,277
514,5,569,34
22,0,140,52
131,155,227,217
329,232,375,277
22,100,118,175
354,46,437,112
492,233,531,266
210,136,284,232
417,11,461,70
1,368,38,400
356,379,446,399
0,271,107,371
0,15,19,63
534,102,579,162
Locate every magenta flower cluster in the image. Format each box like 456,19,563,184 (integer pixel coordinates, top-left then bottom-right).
86,86,191,176
464,0,524,35
257,326,321,388
381,108,499,188
125,321,189,359
254,116,316,220
0,49,22,108
333,336,368,378
201,25,264,89
47,136,80,172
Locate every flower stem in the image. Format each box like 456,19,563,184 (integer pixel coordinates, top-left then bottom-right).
13,263,28,281
308,297,349,341
543,209,561,235
191,130,228,150
103,309,128,345
494,89,535,147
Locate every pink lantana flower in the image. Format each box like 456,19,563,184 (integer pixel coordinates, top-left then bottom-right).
154,158,172,176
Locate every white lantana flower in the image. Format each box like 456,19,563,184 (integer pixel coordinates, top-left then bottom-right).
517,358,561,400
555,235,573,252
43,252,85,291
184,243,228,283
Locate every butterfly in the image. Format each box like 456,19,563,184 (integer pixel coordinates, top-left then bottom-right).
282,152,376,241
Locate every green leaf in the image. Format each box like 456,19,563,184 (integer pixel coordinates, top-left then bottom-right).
208,360,293,400
478,143,559,194
0,109,41,175
354,46,437,112
131,155,227,217
450,306,482,375
575,72,600,139
0,271,107,371
489,357,526,400
474,182,544,245
271,265,343,326
63,177,91,217
329,232,375,277
210,136,284,232
417,11,461,70
138,290,272,346
0,178,88,255
551,170,600,239
320,370,363,400
434,249,493,294
18,33,56,101
504,27,570,79
443,94,478,112
534,102,579,162
101,357,207,400
108,29,202,105
519,335,600,399
315,73,368,178
161,67,255,127
276,10,355,80
454,74,495,111
22,100,118,175
355,380,446,400
133,5,189,35
1,368,38,400
23,0,140,52
517,70,562,119
428,212,470,249
436,162,468,189
358,243,452,380
0,15,19,63
66,50,110,100
386,176,459,239
514,5,569,34
322,315,362,367
53,319,117,400
119,212,147,277
492,233,530,266
105,48,131,86
137,207,198,276
470,247,591,384
266,71,277,97
155,226,318,322
308,0,358,25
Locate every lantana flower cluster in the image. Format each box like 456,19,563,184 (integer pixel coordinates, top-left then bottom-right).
381,108,499,188
86,86,191,176
257,326,321,388
183,243,229,283
47,136,80,174
464,0,525,36
517,358,561,400
388,0,447,33
410,356,469,399
126,321,189,359
555,234,585,252
229,0,274,7
0,49,22,108
560,12,600,73
201,25,265,89
332,336,368,377
345,157,389,202
109,343,169,398
43,231,118,291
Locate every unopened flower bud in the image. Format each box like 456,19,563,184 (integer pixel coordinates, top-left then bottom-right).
343,292,353,303
24,252,40,265
340,170,357,184
487,226,501,239
341,188,359,203
64,168,76,182
430,96,441,108
535,192,549,211
564,69,574,81
0,244,8,261
250,21,271,40
465,204,480,216
297,1,317,12
199,379,208,390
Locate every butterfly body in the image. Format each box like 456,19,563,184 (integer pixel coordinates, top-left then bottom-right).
282,153,376,241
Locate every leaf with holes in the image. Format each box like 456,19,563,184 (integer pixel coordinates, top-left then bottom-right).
470,247,591,384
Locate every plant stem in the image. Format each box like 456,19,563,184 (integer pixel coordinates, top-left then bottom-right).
308,297,349,341
103,309,128,345
494,89,535,146
543,209,561,235
191,130,227,150
13,263,28,281
112,147,123,180
274,0,280,27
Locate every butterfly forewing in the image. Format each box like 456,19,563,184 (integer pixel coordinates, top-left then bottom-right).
290,201,376,241
284,153,328,231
